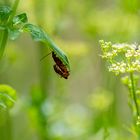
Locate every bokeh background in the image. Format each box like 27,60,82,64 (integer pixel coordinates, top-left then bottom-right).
1,0,140,140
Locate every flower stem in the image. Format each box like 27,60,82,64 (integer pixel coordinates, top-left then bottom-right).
130,72,139,117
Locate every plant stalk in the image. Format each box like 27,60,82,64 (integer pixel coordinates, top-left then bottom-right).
0,30,8,60
130,72,139,117
32,0,50,139
0,0,20,60
7,0,20,24
0,1,20,140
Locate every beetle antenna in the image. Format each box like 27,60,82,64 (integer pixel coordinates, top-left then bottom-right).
40,52,52,61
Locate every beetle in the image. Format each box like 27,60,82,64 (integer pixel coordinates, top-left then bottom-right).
52,52,70,78
40,51,70,79
52,52,63,66
53,64,69,79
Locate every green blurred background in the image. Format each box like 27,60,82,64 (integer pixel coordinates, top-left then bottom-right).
1,0,140,140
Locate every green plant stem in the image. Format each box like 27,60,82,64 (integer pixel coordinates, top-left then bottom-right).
130,72,140,117
0,1,20,140
7,0,20,24
33,1,50,139
0,0,20,60
0,30,8,60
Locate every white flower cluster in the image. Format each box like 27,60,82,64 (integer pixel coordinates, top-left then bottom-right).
100,40,140,75
125,49,140,58
109,62,126,75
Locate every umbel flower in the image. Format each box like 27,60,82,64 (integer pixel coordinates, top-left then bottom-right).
99,40,140,75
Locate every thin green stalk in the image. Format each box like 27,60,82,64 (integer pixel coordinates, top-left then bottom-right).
32,1,50,139
0,0,20,60
130,72,139,117
0,30,8,60
0,1,20,140
7,0,20,24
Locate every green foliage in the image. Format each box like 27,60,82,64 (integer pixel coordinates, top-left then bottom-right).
12,13,28,25
8,13,28,40
0,5,70,70
0,84,16,109
0,3,70,108
0,6,11,24
23,23,70,70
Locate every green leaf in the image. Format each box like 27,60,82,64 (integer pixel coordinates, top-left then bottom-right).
0,84,17,109
13,13,28,26
0,6,12,23
8,13,28,40
23,23,46,42
8,28,21,40
23,23,70,70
